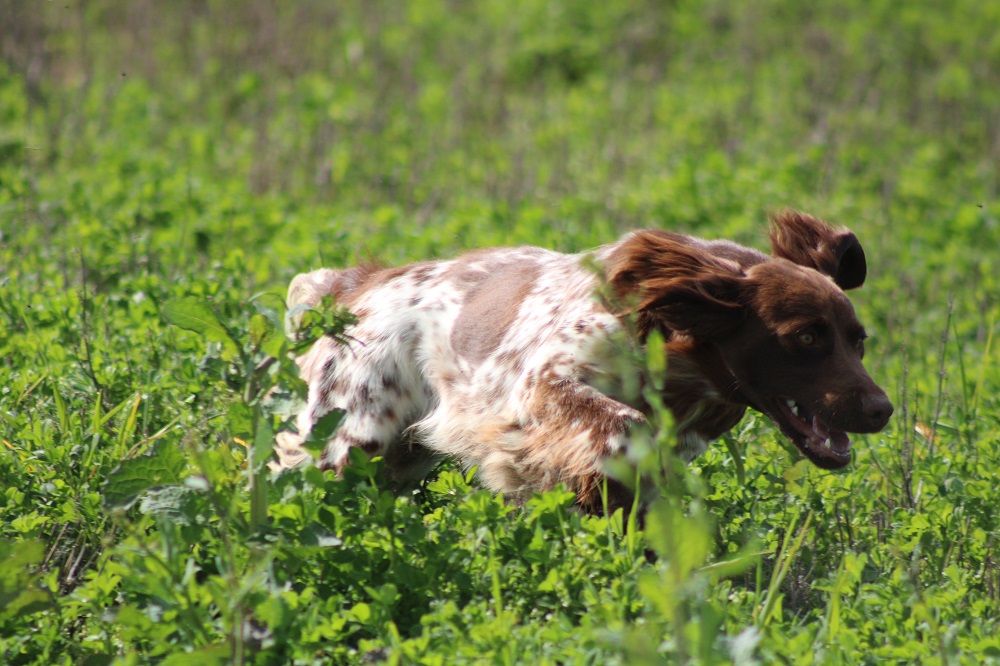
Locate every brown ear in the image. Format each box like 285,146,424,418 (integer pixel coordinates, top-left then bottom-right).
605,230,746,339
769,210,867,290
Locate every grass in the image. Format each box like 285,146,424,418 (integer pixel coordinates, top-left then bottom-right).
1,1,998,663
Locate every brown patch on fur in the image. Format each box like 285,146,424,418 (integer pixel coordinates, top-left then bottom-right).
604,230,746,340
746,259,860,337
287,263,383,310
329,264,383,301
334,262,436,308
659,345,747,439
531,376,640,450
694,239,769,270
381,374,400,394
347,383,374,414
337,432,384,454
769,210,867,289
451,259,541,363
505,367,645,507
410,264,436,285
473,420,522,450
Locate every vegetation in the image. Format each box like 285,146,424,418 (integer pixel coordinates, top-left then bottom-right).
1,1,998,663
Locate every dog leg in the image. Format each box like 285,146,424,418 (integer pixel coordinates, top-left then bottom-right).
502,375,644,509
304,331,434,474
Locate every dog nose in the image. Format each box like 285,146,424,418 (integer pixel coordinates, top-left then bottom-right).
862,393,893,429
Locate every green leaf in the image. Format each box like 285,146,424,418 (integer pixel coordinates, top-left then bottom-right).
228,402,253,440
116,393,143,451
637,568,676,621
249,312,271,348
302,409,345,454
160,644,230,666
645,329,667,391
721,435,746,486
644,499,712,577
138,486,200,525
0,540,52,620
161,297,238,355
699,540,764,581
261,388,304,422
261,329,287,359
350,602,372,624
252,412,275,472
102,441,187,510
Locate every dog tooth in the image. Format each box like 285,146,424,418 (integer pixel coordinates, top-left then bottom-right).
823,438,831,449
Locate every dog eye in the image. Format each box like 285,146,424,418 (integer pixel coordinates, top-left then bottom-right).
797,331,817,346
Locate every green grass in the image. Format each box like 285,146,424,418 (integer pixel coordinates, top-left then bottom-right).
1,1,998,663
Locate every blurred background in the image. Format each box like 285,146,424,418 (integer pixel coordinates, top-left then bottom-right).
3,1,997,249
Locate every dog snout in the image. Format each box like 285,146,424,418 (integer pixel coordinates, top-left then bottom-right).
861,392,893,431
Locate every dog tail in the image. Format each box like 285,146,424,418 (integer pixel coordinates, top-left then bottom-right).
285,264,381,337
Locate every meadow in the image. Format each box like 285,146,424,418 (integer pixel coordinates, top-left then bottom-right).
1,1,998,663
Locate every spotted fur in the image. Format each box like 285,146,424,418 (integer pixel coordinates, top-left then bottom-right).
276,212,892,511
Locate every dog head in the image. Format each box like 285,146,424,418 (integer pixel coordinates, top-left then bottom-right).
607,212,893,469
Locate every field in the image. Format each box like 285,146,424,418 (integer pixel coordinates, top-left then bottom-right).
1,1,999,663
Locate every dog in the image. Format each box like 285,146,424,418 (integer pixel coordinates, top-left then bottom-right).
275,211,893,512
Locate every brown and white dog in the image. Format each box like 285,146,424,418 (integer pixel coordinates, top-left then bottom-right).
276,211,892,511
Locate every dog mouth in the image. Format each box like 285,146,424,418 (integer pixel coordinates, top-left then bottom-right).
769,397,851,469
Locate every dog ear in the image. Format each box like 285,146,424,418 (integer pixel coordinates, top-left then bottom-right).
769,210,867,290
605,230,746,339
